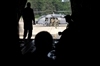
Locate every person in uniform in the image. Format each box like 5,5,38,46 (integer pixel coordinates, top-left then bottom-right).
54,18,60,29
50,17,55,26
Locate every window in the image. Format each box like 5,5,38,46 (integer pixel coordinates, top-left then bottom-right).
19,0,71,39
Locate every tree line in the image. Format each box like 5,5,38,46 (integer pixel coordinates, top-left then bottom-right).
27,0,71,18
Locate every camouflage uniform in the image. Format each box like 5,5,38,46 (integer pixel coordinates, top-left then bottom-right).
54,18,60,29
50,18,55,26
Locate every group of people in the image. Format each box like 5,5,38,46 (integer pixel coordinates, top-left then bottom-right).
44,17,60,28
21,2,76,65
22,2,61,42
21,2,56,63
21,14,75,65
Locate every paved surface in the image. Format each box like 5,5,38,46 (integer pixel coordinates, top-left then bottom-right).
19,18,68,39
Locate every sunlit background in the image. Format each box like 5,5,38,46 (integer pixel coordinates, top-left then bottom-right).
19,0,71,39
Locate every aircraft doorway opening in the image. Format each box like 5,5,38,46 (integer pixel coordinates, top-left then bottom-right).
19,0,72,39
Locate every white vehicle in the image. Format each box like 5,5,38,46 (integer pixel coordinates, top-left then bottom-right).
36,14,68,26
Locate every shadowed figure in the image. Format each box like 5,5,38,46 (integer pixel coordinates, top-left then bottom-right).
22,2,35,41
58,15,75,35
21,31,54,65
33,31,55,65
55,15,78,65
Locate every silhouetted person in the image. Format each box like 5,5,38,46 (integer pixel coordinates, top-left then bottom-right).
22,2,35,41
55,15,78,65
33,31,55,65
58,15,74,35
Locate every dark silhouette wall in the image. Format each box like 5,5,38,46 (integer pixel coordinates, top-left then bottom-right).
1,0,98,65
